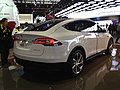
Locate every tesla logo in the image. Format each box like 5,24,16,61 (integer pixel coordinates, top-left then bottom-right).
0,6,4,12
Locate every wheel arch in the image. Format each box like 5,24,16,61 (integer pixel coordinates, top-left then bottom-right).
105,37,114,54
107,37,114,48
67,46,86,62
109,37,114,44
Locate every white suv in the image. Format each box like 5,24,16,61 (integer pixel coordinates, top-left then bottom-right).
14,18,113,75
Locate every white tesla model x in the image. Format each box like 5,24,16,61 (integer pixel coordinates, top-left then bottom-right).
14,18,113,75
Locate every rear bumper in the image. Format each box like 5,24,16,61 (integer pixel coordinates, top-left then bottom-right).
15,57,68,71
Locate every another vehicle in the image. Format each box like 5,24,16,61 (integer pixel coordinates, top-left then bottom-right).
14,18,113,75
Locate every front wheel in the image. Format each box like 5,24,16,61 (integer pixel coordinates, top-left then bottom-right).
68,50,85,76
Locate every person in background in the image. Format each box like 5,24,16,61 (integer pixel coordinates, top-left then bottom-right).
15,22,29,33
0,18,12,68
115,23,120,43
24,22,29,28
7,21,16,48
7,21,16,32
108,23,117,36
108,24,114,36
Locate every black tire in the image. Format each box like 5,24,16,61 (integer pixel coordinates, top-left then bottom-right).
68,50,85,76
105,39,113,55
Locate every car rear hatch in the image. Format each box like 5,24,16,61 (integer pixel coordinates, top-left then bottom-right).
14,19,65,56
14,31,52,56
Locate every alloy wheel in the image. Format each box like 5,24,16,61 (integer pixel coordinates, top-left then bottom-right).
71,51,84,75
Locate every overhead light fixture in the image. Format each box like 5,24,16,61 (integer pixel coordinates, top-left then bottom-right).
55,0,120,18
55,2,84,16
89,1,96,4
68,6,120,19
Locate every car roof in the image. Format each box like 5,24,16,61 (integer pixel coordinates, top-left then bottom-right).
28,18,95,32
33,18,68,27
33,18,94,26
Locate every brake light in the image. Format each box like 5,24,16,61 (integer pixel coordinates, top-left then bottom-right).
33,38,60,46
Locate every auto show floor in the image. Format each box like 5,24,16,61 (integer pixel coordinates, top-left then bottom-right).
1,44,120,90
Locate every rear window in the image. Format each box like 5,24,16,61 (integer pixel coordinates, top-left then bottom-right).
25,19,65,31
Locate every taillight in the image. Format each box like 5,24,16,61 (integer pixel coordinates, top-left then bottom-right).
33,38,62,46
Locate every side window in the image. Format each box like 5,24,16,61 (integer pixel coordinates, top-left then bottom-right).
64,20,95,32
80,21,95,32
64,22,76,31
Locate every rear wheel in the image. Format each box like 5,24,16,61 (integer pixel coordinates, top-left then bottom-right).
105,39,113,54
68,50,85,76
